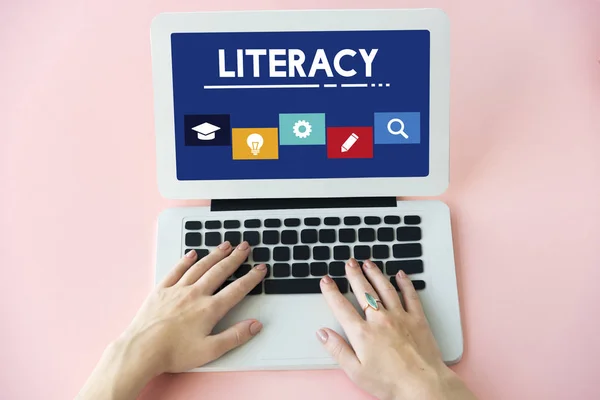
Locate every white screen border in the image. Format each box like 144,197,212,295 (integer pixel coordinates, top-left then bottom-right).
151,9,450,199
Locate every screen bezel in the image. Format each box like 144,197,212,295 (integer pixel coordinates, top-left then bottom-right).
151,9,450,199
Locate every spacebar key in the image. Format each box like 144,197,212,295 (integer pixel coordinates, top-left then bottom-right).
265,278,348,294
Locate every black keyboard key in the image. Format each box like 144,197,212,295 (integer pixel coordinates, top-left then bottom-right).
405,215,421,225
224,231,241,247
392,243,422,259
333,246,351,260
249,283,263,295
293,246,310,260
205,220,222,229
185,232,202,247
264,219,282,228
234,264,252,278
273,246,290,261
304,217,321,226
319,229,336,243
224,220,240,229
244,219,261,228
329,261,346,276
396,227,422,242
265,278,348,294
384,216,401,225
205,232,221,246
372,245,390,259
273,263,291,277
364,216,381,225
253,247,270,262
358,228,376,242
301,229,318,244
282,230,298,245
390,277,425,291
344,216,361,225
324,217,341,226
185,221,202,230
263,230,279,245
284,218,301,227
243,231,260,246
354,245,371,260
310,262,328,276
292,263,310,277
377,227,395,242
386,260,424,275
373,260,384,271
339,229,356,243
186,248,210,259
313,246,330,260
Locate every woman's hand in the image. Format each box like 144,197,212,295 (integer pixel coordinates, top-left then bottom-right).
317,259,476,400
123,241,265,373
77,241,266,400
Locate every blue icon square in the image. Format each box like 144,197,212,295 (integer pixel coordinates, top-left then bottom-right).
374,112,421,145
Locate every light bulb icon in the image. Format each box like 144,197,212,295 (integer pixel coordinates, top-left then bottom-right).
246,133,264,156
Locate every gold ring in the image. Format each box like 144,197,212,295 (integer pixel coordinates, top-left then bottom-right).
362,292,383,312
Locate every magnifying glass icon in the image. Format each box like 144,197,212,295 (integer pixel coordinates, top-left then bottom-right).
387,118,408,139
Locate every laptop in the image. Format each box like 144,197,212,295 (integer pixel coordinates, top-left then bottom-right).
151,8,462,371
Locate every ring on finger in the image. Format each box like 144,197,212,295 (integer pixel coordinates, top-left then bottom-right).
362,292,383,313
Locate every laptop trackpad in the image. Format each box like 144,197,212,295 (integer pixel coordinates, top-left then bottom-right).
258,294,343,360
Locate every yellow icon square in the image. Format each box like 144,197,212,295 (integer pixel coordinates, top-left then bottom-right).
232,128,279,160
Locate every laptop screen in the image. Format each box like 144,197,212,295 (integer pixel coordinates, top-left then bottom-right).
171,30,430,181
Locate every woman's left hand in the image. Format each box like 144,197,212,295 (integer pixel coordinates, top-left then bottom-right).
77,241,266,400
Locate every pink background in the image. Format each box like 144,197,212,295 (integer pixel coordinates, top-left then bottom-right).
1,0,599,399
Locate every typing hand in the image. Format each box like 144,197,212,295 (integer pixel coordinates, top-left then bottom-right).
123,241,265,374
77,241,265,400
317,259,476,400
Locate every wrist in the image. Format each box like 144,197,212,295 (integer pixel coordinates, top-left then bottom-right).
387,366,474,400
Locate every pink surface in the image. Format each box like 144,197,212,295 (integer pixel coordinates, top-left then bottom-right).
1,0,599,399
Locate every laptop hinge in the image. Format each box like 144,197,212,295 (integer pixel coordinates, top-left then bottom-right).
210,197,397,212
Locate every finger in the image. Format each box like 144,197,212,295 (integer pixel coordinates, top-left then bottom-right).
362,260,403,310
212,264,268,318
345,259,382,312
178,242,233,286
196,241,251,294
320,275,364,336
316,328,361,371
205,319,263,362
395,270,425,315
158,250,198,288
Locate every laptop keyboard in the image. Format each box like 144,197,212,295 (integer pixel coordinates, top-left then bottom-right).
183,214,425,295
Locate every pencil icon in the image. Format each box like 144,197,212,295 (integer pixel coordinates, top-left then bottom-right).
341,133,359,152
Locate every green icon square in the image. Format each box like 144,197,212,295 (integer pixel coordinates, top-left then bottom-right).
279,113,326,145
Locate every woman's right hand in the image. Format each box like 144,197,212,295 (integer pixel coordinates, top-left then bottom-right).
317,258,476,400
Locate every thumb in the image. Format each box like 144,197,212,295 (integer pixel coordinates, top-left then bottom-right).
316,328,360,371
207,319,263,361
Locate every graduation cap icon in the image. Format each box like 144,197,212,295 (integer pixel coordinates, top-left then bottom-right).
192,122,221,141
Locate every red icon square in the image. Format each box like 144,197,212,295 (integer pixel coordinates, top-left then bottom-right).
327,127,374,159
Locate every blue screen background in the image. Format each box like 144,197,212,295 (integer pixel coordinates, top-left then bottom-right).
171,30,430,180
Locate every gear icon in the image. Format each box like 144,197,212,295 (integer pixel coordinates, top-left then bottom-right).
293,120,312,139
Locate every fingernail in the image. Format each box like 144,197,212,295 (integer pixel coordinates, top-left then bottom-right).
322,275,333,284
316,329,328,343
237,241,249,250
218,241,231,250
255,263,267,271
347,258,358,268
185,249,196,258
250,321,263,335
363,260,374,269
398,270,406,278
